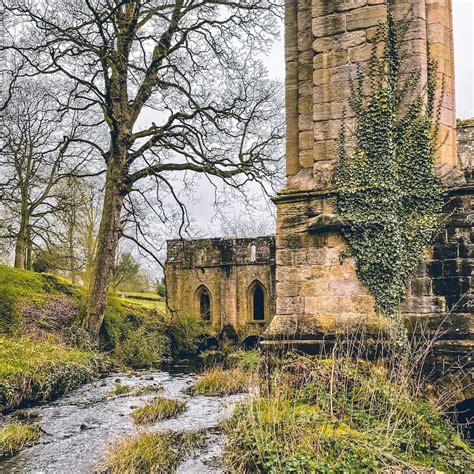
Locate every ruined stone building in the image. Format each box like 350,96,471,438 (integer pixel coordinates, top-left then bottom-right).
165,0,473,393
166,237,276,333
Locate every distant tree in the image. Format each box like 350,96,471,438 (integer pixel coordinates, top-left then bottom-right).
218,209,275,238
112,251,151,293
155,279,166,299
1,0,284,341
0,80,90,270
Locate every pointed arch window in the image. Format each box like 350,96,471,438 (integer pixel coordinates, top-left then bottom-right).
251,282,265,321
198,287,211,321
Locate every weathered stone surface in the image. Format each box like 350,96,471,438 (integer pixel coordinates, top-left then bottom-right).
312,14,346,38
165,237,276,331
346,4,386,31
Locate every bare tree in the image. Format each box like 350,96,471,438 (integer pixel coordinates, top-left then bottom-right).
1,0,284,341
0,80,92,269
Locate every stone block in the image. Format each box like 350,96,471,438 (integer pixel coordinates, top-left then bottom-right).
333,30,367,50
314,50,349,69
352,295,375,314
410,278,433,297
433,244,458,259
276,249,293,266
314,64,357,86
349,42,375,62
312,14,346,39
277,281,300,297
312,1,335,17
299,148,314,168
307,248,326,265
346,5,386,31
314,119,342,141
314,82,351,104
299,280,329,297
276,296,304,315
298,95,313,113
305,295,339,314
313,139,337,161
328,279,366,296
432,277,461,296
299,113,313,130
403,296,446,314
335,0,367,13
299,130,313,150
313,36,334,53
298,62,313,81
276,265,312,282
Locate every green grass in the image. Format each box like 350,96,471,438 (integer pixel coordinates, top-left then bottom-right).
107,382,132,398
121,298,166,312
0,337,107,411
133,385,163,396
117,292,163,301
101,431,204,473
0,422,41,458
131,396,187,424
193,367,249,396
223,354,474,473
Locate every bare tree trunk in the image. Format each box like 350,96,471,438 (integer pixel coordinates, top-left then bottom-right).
14,210,29,269
82,156,126,341
25,226,32,271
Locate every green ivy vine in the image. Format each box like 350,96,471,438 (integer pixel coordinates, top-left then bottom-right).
336,5,445,319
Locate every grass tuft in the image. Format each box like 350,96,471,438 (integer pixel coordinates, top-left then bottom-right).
101,431,203,473
0,422,41,458
133,385,163,396
131,396,187,424
223,354,474,473
107,382,132,398
193,367,249,396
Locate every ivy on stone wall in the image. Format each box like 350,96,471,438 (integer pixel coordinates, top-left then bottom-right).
336,6,444,318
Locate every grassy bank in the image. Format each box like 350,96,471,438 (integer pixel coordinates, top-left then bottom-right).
223,354,473,473
0,337,107,412
0,264,214,412
0,422,41,458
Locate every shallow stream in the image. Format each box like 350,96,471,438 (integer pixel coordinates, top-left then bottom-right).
0,363,242,473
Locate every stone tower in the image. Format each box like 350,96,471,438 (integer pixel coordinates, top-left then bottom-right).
265,0,469,341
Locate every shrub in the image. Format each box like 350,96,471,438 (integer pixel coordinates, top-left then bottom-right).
113,326,167,369
131,396,187,424
0,422,41,458
165,312,212,357
223,354,474,473
193,367,249,396
101,431,204,473
228,350,261,371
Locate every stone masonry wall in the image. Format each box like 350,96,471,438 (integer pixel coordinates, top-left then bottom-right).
269,0,466,342
284,0,460,189
458,124,474,171
165,237,276,333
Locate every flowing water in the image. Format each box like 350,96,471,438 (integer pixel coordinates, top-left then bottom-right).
0,363,243,473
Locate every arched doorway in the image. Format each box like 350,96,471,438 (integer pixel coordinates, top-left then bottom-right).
198,287,211,321
249,281,266,321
